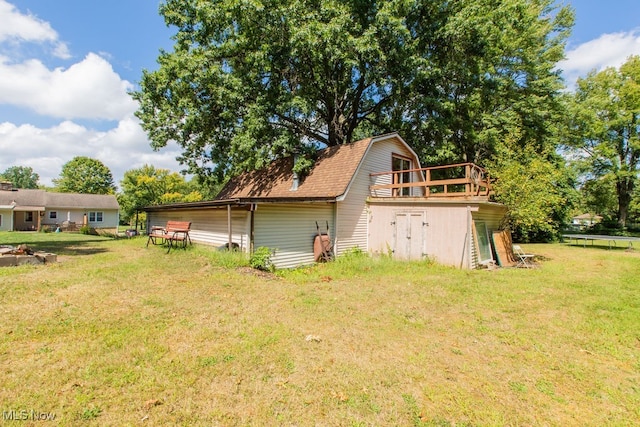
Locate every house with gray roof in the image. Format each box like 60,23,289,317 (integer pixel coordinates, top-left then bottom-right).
0,182,119,232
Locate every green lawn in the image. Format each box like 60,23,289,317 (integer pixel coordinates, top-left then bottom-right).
0,231,639,426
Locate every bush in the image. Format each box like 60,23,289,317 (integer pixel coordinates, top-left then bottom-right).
250,247,275,272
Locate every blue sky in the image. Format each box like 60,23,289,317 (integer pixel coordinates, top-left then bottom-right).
1,0,640,187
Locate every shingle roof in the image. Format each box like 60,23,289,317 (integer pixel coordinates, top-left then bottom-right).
0,189,119,210
216,136,373,200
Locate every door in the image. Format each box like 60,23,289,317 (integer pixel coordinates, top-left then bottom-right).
394,211,426,260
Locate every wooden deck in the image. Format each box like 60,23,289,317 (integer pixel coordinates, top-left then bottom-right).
369,163,492,199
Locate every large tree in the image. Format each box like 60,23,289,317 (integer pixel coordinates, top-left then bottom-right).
117,165,204,226
53,157,116,194
133,0,573,183
392,0,573,166
0,166,39,189
565,55,640,227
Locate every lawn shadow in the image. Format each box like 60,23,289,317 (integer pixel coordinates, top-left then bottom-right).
0,233,112,257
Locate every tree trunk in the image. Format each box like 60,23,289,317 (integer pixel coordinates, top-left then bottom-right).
617,179,633,228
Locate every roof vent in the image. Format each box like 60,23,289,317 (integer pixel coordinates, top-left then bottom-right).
290,171,299,192
290,154,300,191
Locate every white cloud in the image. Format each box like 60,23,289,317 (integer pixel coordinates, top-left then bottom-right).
559,30,640,90
0,53,137,120
0,0,69,58
0,119,185,188
0,1,188,190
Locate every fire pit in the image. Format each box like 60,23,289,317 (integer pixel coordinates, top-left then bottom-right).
0,244,57,267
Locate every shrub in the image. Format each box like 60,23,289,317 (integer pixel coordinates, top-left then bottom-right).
250,247,275,272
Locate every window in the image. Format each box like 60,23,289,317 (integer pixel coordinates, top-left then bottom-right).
49,211,57,220
474,221,493,264
88,211,103,222
25,212,34,222
392,154,412,196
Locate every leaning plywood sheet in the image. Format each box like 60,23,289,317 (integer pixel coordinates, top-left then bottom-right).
492,230,517,267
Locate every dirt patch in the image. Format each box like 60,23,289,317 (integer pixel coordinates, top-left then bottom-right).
235,266,279,280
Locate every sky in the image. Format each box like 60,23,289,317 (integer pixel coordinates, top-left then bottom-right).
1,0,640,189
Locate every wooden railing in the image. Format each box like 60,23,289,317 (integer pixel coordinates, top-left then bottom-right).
369,163,492,199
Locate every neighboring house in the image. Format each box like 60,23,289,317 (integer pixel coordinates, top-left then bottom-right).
0,182,119,232
571,213,602,229
144,133,507,269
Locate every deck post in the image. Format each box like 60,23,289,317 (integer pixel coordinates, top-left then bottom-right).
425,169,431,197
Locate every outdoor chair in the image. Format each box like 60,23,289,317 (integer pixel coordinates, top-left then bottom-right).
513,245,535,268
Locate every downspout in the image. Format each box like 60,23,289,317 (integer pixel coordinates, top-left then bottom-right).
250,204,256,253
467,205,472,269
227,204,233,250
332,201,338,256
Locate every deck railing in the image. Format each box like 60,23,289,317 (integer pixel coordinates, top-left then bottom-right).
369,163,492,199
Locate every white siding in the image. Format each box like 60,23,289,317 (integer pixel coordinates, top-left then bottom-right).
148,208,251,251
0,211,9,231
253,203,335,269
39,209,119,230
337,136,422,256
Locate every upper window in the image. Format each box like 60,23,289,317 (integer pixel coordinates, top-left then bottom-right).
49,211,57,220
25,212,34,222
392,154,412,196
88,211,103,222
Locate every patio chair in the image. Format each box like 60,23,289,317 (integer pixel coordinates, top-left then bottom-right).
513,245,535,268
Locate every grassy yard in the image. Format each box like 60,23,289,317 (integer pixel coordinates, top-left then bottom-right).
0,232,639,426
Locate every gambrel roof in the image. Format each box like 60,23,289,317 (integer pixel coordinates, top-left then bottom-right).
216,133,419,201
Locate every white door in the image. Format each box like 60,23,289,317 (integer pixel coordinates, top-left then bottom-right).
394,211,426,260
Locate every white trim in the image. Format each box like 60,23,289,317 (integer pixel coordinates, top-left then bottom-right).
88,211,104,222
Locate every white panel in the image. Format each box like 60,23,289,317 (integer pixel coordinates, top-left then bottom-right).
148,208,250,251
254,203,334,268
0,212,8,231
393,211,426,260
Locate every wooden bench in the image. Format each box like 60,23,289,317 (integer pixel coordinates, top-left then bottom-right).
146,221,192,253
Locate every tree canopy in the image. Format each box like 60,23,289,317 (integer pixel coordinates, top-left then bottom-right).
133,0,578,240
134,0,573,181
565,55,640,227
117,165,205,225
0,166,39,189
53,157,116,195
